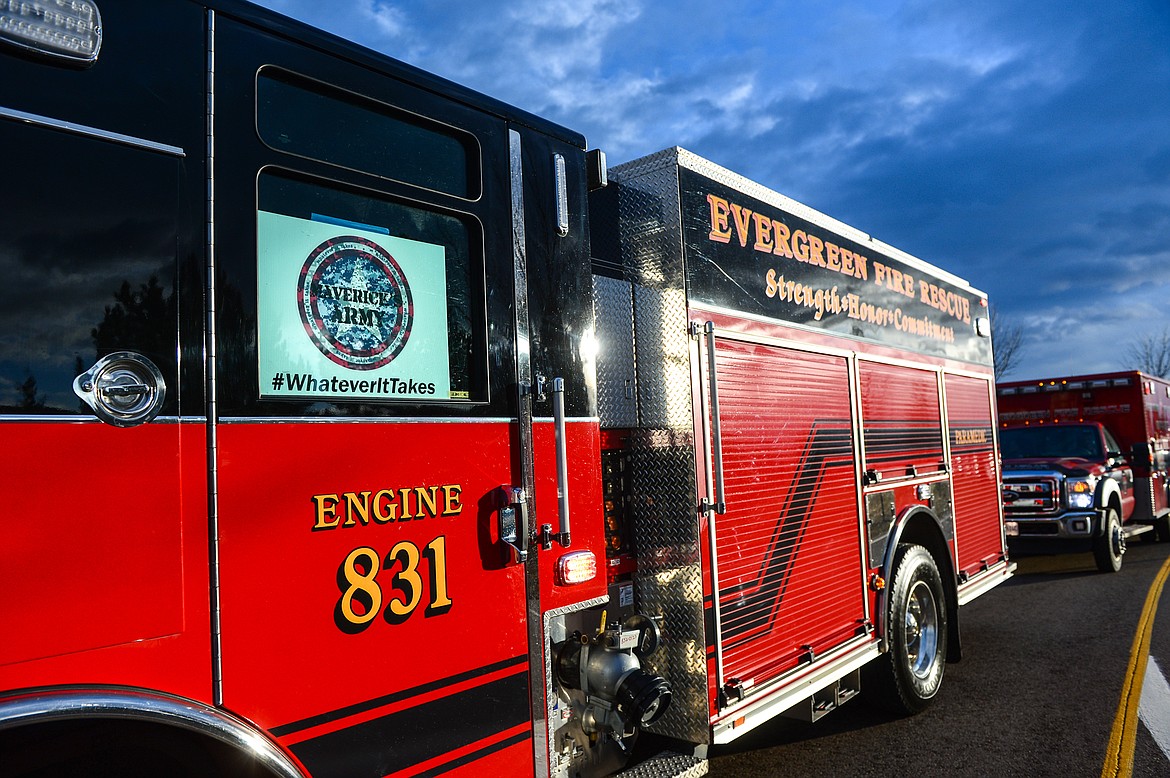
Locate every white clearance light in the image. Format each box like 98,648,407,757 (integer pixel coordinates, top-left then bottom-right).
556,550,597,586
0,0,103,64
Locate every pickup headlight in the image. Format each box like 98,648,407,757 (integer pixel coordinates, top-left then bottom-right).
1067,478,1096,510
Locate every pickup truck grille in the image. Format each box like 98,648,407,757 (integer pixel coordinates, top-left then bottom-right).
1002,477,1059,515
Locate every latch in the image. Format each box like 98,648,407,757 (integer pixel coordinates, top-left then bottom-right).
719,678,747,707
73,351,166,428
495,485,529,564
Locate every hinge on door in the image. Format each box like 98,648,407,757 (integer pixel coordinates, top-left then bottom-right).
521,374,548,402
699,498,726,515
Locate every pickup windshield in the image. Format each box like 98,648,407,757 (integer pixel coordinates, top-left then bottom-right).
999,425,1103,460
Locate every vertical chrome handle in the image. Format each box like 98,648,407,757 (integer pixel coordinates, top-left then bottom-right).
552,377,572,547
705,323,727,514
553,154,569,237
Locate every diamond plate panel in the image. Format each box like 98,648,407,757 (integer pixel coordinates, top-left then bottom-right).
593,275,638,428
628,439,706,743
608,150,709,745
616,752,707,778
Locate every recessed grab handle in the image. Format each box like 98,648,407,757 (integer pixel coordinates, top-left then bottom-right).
551,377,572,547
704,323,727,514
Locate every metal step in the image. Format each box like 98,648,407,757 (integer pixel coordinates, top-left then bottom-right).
779,667,863,723
616,751,708,778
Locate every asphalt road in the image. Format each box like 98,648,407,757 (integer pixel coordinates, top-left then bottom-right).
708,540,1170,777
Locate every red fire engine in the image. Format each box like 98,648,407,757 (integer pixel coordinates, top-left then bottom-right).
590,148,1012,751
997,371,1170,571
0,2,1011,776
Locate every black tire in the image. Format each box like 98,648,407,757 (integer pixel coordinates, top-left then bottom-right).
1093,507,1124,573
865,543,947,715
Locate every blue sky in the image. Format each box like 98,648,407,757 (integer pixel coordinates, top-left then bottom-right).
252,0,1170,380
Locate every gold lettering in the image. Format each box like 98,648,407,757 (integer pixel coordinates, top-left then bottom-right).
707,194,731,243
807,234,826,267
313,483,464,530
772,220,794,258
730,203,754,248
415,486,439,518
752,212,774,253
791,230,809,261
373,489,399,522
826,243,841,272
312,493,341,530
342,491,373,527
441,484,462,517
852,251,868,280
399,488,415,519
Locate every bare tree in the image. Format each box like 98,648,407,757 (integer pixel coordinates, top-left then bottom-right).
1125,325,1170,378
990,305,1025,378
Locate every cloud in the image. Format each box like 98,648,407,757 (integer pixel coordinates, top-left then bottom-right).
249,0,1170,380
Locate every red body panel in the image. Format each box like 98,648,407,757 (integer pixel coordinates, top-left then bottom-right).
213,418,603,775
217,421,533,772
693,307,1005,727
216,421,526,730
704,335,865,709
531,421,607,612
946,374,1005,578
858,361,944,479
0,422,211,703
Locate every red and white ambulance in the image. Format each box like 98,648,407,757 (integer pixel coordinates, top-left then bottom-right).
997,371,1170,571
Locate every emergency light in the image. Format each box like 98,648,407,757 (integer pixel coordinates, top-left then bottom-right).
0,0,102,64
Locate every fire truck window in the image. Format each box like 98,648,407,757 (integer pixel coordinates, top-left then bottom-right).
255,171,484,405
1103,428,1123,458
257,68,479,200
0,122,178,417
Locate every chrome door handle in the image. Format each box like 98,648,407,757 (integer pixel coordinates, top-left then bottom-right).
73,351,166,427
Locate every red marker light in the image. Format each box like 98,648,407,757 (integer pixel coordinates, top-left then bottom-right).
556,551,597,585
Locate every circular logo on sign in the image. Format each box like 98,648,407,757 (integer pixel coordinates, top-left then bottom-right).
298,236,413,371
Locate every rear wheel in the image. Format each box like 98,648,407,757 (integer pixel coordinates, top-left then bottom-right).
1093,507,1124,573
866,543,947,715
0,720,280,778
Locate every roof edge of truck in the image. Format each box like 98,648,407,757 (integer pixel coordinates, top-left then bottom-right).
611,145,984,296
998,370,1170,390
202,0,587,149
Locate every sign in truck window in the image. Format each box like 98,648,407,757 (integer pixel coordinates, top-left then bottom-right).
258,211,452,401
